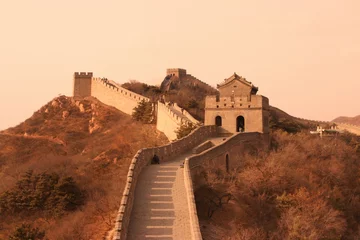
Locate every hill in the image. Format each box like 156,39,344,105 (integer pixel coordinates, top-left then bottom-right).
122,74,217,121
269,106,330,133
0,96,168,239
195,130,360,239
333,115,360,126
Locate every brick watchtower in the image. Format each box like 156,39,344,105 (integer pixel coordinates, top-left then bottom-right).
73,72,93,99
205,73,269,134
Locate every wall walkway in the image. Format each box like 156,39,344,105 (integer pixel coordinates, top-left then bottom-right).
112,126,217,240
112,128,266,240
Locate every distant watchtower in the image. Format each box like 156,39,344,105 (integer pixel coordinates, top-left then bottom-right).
73,72,93,99
205,73,269,134
166,68,187,78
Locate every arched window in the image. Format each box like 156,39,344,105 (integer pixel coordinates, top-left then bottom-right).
236,116,245,132
215,116,222,126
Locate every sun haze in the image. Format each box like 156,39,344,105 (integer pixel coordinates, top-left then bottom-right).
0,0,359,130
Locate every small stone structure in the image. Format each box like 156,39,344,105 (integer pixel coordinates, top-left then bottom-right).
205,73,270,134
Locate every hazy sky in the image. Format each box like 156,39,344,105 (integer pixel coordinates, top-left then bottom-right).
0,0,359,130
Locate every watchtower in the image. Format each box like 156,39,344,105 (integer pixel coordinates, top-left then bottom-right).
73,72,93,99
205,73,269,134
166,68,187,78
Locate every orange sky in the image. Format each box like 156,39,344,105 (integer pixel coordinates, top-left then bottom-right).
0,0,359,130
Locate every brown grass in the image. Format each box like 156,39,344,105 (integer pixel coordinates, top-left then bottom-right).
0,96,168,239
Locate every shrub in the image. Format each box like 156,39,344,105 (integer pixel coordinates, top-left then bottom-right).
132,100,153,123
0,170,84,216
9,224,45,240
175,122,197,139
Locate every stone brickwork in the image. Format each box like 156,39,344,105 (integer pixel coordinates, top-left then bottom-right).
73,73,149,116
166,68,187,78
205,73,270,134
181,132,268,240
73,72,93,98
156,101,199,141
112,125,217,240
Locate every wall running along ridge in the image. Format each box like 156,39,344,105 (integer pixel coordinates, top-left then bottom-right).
112,126,217,240
156,101,199,141
182,132,268,240
173,103,200,125
91,78,149,115
74,72,200,140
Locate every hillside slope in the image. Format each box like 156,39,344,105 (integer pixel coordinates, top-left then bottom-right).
333,115,360,126
0,96,168,239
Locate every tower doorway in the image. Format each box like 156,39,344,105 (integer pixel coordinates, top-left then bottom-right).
236,116,245,132
215,116,222,126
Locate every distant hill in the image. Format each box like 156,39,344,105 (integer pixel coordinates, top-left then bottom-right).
269,106,330,133
122,74,217,121
333,115,360,126
0,96,168,239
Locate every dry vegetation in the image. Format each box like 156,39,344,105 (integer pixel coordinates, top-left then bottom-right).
195,131,360,240
122,76,217,121
0,96,168,239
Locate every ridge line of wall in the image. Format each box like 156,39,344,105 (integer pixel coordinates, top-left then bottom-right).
173,103,200,125
92,78,149,102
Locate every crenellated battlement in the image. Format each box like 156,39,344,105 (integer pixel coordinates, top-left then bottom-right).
74,72,93,78
92,77,149,103
205,95,269,110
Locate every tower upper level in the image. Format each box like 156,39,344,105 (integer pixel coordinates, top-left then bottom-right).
166,68,187,78
217,73,258,98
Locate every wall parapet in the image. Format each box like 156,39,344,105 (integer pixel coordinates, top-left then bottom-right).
112,125,217,240
158,101,192,125
184,160,202,240
182,132,266,240
92,77,149,103
187,132,263,169
173,103,200,125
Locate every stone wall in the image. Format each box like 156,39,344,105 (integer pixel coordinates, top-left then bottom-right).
156,101,194,141
335,123,360,135
205,94,269,134
112,125,217,240
182,132,267,240
173,103,200,125
91,78,149,116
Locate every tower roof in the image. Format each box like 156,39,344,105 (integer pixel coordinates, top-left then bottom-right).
217,73,258,94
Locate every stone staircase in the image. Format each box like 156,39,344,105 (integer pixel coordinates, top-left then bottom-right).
127,153,194,240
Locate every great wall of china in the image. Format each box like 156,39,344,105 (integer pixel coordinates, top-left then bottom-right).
73,69,359,240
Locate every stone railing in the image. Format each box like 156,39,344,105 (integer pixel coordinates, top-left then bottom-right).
184,162,202,240
112,125,217,240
